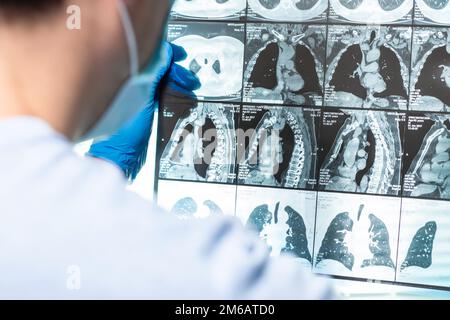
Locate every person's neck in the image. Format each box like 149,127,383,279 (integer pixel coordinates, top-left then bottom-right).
0,20,85,138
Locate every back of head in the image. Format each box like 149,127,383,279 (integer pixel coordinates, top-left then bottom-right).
0,0,171,140
0,0,63,20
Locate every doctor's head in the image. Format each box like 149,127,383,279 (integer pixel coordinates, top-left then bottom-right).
0,0,172,140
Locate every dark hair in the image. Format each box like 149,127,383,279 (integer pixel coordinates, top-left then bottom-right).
0,0,63,18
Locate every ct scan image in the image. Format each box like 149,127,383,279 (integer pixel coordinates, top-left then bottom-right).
313,192,401,282
246,0,328,22
414,0,450,26
237,105,320,190
318,109,405,196
235,186,317,270
167,22,245,102
170,0,247,20
157,180,237,218
324,25,412,110
397,198,450,288
243,23,326,106
158,100,239,184
402,112,450,200
328,0,413,24
409,27,450,111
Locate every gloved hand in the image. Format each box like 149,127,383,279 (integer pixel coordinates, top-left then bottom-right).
87,42,200,180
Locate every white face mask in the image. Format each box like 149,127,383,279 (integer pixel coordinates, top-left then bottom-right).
78,0,169,142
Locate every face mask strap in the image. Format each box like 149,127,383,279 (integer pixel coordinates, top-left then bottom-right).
115,0,139,77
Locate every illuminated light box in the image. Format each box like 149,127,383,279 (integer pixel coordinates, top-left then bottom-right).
151,0,450,292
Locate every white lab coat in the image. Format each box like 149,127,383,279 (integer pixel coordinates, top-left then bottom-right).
0,117,332,299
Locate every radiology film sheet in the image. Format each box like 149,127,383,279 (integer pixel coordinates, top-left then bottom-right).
170,0,247,21
397,198,450,288
318,109,406,196
243,23,326,106
409,26,450,112
152,1,450,291
167,22,245,102
403,112,450,200
237,105,320,190
328,0,413,24
158,180,237,218
324,24,412,110
236,186,317,271
158,100,239,184
313,192,401,282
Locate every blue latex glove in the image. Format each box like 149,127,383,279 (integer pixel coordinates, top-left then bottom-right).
88,42,200,180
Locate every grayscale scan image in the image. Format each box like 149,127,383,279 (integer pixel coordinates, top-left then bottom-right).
397,198,450,287
158,101,239,184
414,0,450,25
402,112,450,200
324,25,412,110
318,109,405,196
313,193,401,281
170,0,247,20
247,0,328,22
243,23,326,106
167,22,245,101
237,105,319,190
409,27,450,111
329,0,413,24
157,180,237,218
235,187,317,270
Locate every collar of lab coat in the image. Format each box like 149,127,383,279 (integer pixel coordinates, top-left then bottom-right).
0,116,70,147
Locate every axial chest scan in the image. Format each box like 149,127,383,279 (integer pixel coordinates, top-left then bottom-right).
248,0,328,21
330,0,413,23
171,0,247,19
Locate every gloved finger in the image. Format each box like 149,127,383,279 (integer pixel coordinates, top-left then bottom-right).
170,43,188,63
166,81,198,99
154,42,175,82
167,63,201,91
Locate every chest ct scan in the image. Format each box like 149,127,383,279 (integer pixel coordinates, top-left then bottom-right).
155,0,450,291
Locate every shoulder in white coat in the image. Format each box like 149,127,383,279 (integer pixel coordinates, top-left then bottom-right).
0,117,332,299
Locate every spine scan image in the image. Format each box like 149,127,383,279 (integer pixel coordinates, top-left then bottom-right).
244,23,326,106
403,113,450,200
319,109,404,196
238,106,318,190
325,25,412,110
159,102,238,184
